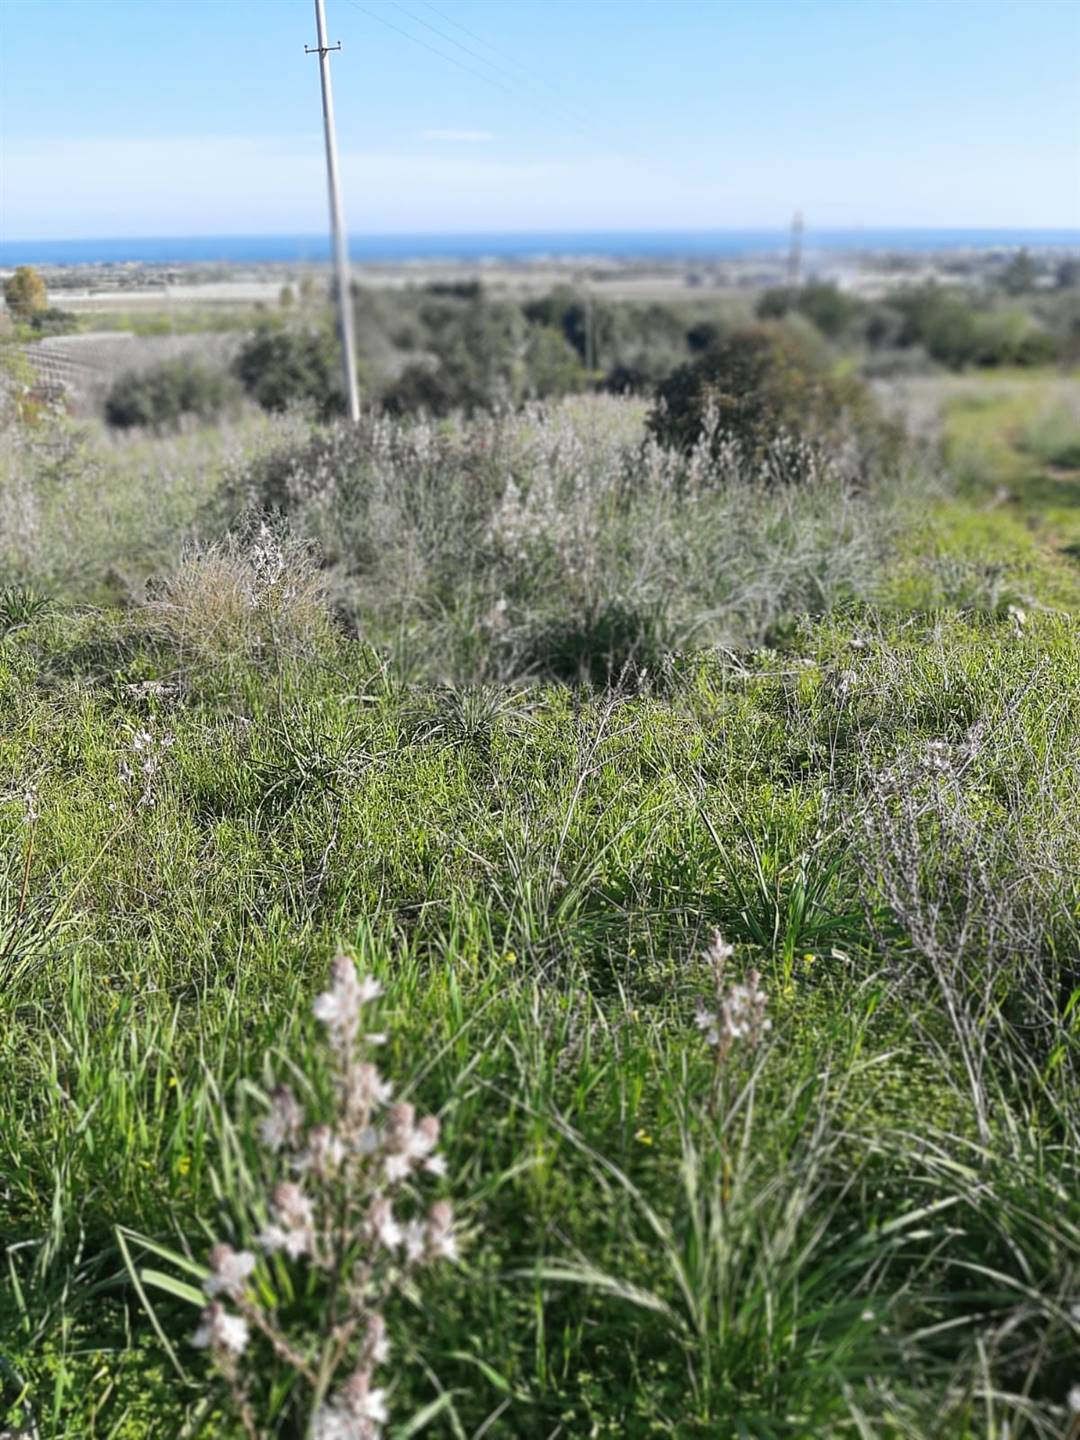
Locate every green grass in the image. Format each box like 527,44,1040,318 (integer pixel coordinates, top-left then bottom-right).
1,385,1079,1437
60,305,282,338
940,370,1080,585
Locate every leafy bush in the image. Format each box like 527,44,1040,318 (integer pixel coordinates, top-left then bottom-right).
381,360,477,416
383,296,529,415
104,357,242,430
523,286,592,359
232,326,344,416
999,247,1037,295
523,324,587,398
797,281,862,338
424,278,483,299
891,286,1059,369
25,307,80,338
756,282,861,339
890,288,959,363
686,319,722,353
1012,328,1060,366
602,363,653,394
646,326,882,467
1019,396,1080,468
3,264,47,318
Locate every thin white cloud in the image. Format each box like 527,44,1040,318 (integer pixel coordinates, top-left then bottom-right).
2,132,1073,237
421,129,493,144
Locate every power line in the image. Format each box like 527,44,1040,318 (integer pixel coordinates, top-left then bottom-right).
344,0,619,145
390,0,523,77
388,0,596,132
415,0,599,128
342,0,519,96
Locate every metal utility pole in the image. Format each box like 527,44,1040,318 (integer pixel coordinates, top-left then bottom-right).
579,271,595,373
787,210,804,291
307,0,360,422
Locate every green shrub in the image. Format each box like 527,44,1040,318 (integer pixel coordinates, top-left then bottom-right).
232,326,344,416
797,281,861,338
381,360,478,416
999,246,1037,295
686,319,722,353
1012,328,1060,366
384,296,530,414
756,282,861,339
602,363,653,394
890,285,1058,370
1019,398,1080,468
523,324,587,398
3,264,47,318
25,307,80,338
646,326,881,467
755,287,793,321
104,357,242,430
524,596,674,686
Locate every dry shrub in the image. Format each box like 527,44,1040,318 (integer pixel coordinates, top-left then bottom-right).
855,689,1080,1141
145,518,332,666
216,399,923,683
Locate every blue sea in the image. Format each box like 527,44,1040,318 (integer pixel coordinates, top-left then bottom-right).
2,229,1078,268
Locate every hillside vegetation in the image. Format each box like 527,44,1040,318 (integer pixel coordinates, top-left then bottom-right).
1,365,1079,1438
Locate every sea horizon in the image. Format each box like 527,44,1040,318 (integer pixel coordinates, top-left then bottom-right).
2,227,1079,268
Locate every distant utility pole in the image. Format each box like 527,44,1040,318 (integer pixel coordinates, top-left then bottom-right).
307,0,360,422
585,284,595,373
787,210,804,290
579,272,595,373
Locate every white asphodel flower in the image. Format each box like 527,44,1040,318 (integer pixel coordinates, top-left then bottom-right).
192,949,465,1432
313,955,383,1044
203,1243,256,1300
704,930,734,970
313,1386,389,1438
259,1083,303,1153
402,1217,427,1265
191,1302,250,1355
363,1312,390,1365
426,1201,459,1263
343,1370,390,1424
696,945,771,1060
383,1104,442,1182
258,1220,312,1260
359,1388,389,1424
350,1061,393,1111
297,1124,347,1176
367,1196,403,1252
258,1182,314,1258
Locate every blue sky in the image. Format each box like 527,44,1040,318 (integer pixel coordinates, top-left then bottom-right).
1,0,1077,239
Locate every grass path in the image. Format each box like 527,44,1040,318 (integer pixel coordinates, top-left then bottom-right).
941,370,1080,603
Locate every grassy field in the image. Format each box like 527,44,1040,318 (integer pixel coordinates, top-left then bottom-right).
2,375,1079,1438
943,373,1080,568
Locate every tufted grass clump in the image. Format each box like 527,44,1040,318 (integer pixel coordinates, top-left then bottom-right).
143,518,334,669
